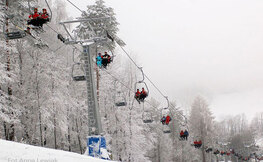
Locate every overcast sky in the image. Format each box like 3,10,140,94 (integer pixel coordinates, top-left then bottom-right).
65,0,263,120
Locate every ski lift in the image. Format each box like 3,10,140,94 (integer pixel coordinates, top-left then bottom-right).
3,19,27,40
26,0,52,30
72,63,86,81
142,102,153,123
5,31,26,40
115,91,127,107
163,125,171,134
142,110,153,123
163,96,169,109
134,67,149,103
161,98,171,133
27,0,52,21
101,51,113,68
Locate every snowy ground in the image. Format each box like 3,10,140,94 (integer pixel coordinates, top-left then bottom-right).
0,139,111,162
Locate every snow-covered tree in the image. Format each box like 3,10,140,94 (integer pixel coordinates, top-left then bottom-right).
189,96,214,162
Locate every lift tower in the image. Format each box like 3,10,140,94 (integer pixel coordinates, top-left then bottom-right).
60,17,109,158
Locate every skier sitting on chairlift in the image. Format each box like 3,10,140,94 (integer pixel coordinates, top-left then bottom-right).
28,8,40,27
139,87,148,102
165,115,171,125
194,140,198,148
135,89,141,104
102,52,111,68
160,116,166,125
38,8,49,27
180,130,184,140
184,130,189,140
96,53,102,68
194,140,202,148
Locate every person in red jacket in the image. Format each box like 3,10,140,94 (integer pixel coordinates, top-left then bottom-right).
39,8,49,27
102,52,111,68
29,8,40,19
40,9,49,20
139,87,148,101
180,130,184,140
105,52,112,63
165,115,171,125
194,140,198,148
135,89,141,104
28,8,40,26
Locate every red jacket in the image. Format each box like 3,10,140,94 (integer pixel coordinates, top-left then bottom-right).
198,140,202,144
165,115,171,124
180,130,184,136
135,91,141,97
29,12,40,19
41,13,49,19
194,141,198,145
141,90,147,96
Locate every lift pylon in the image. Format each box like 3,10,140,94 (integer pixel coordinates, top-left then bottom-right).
60,17,111,159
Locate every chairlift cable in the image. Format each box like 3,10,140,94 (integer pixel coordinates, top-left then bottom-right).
44,0,52,21
46,24,59,34
61,0,190,126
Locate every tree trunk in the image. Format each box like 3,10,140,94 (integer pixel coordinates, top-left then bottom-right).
4,122,8,140
76,118,82,154
53,113,57,149
5,0,14,141
36,56,43,146
67,106,71,151
201,146,206,162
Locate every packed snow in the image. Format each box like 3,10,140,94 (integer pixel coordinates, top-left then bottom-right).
0,139,111,162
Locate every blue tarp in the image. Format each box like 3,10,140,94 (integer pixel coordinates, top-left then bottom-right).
87,136,108,159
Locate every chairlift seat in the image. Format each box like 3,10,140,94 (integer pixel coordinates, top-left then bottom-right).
143,111,153,123
115,101,127,107
163,125,171,133
5,31,26,40
163,129,171,134
143,119,153,123
73,76,86,81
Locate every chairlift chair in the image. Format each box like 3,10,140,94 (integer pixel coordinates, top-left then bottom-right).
3,22,27,40
161,101,171,133
163,125,171,133
134,81,149,102
5,31,26,40
115,91,127,107
134,67,149,102
115,102,127,107
142,111,153,123
72,63,86,81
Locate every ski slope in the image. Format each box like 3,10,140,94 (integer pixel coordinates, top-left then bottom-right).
0,139,111,162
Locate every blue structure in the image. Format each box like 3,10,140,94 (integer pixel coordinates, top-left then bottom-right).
87,136,109,159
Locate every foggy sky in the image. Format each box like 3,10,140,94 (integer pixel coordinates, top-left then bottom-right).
65,0,263,120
